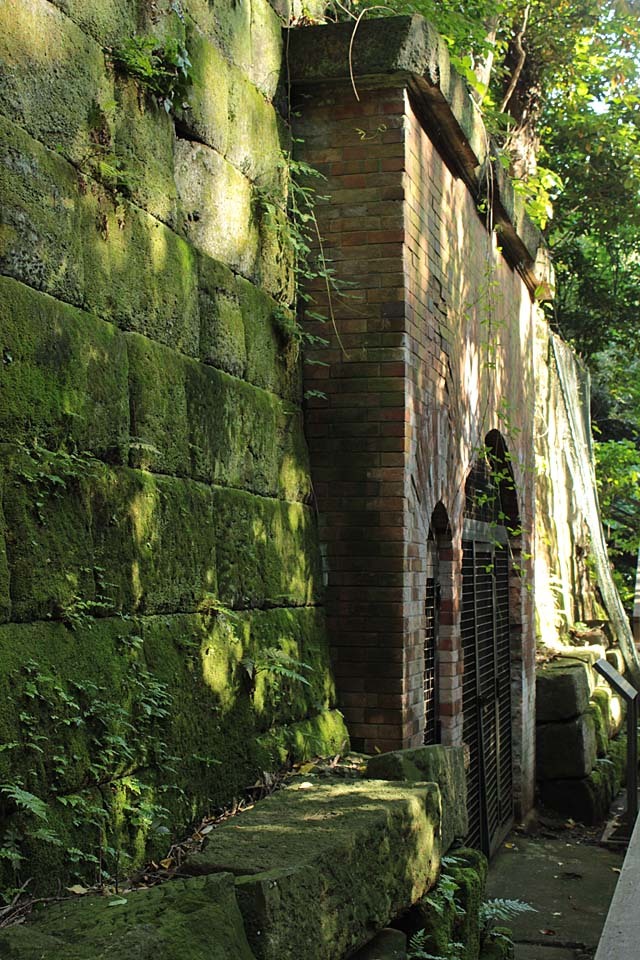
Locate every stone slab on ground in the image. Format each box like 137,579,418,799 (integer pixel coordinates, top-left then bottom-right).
485,829,623,960
0,873,256,960
185,779,442,960
365,744,468,851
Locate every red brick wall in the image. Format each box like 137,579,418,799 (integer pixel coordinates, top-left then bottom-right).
296,81,537,814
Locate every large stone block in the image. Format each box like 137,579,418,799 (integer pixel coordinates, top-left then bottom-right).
365,745,468,852
0,115,200,355
126,333,311,500
2,447,219,620
536,662,590,724
0,276,129,461
536,714,597,781
198,254,247,377
213,487,322,608
184,779,442,960
0,874,257,959
591,684,624,739
0,0,113,165
175,137,259,274
112,76,180,229
537,758,618,825
238,276,301,401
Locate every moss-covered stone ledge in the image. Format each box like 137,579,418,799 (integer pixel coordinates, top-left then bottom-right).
0,873,257,960
184,779,442,960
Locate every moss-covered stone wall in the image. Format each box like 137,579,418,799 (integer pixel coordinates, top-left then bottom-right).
0,0,345,895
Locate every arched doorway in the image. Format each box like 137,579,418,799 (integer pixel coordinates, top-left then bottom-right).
424,503,450,745
462,433,519,856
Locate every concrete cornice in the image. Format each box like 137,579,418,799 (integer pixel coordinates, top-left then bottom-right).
287,15,554,300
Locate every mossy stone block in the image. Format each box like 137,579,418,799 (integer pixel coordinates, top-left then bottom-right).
1,444,98,623
536,714,597,781
177,22,230,157
81,190,200,355
126,333,192,477
198,253,247,377
365,745,468,851
479,927,514,960
0,115,200,354
249,0,284,99
185,779,441,960
0,500,11,623
0,0,113,166
0,277,129,461
175,138,259,275
0,113,85,303
588,701,609,759
186,0,253,80
448,848,488,960
226,68,286,191
212,487,321,608
256,199,296,302
47,0,139,46
537,758,618,825
258,708,350,766
536,662,590,723
0,874,257,959
112,76,180,229
238,276,301,401
591,684,624,738
92,468,218,615
126,333,310,499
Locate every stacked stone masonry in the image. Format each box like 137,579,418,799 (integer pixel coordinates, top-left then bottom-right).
0,0,346,892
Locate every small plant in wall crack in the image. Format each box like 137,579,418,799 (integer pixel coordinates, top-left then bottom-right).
111,34,192,113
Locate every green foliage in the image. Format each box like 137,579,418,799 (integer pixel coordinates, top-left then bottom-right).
0,653,178,897
112,35,192,113
408,928,465,960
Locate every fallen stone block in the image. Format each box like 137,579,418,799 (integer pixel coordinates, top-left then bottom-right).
0,873,256,960
536,714,597,781
536,662,590,723
365,745,467,852
184,779,441,960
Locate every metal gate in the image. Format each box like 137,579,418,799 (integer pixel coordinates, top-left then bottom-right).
424,535,440,745
462,462,514,855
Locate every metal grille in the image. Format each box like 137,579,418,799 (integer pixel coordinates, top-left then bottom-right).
424,539,439,745
462,525,514,856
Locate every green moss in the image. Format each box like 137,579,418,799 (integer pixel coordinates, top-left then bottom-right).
238,277,301,401
0,115,200,354
0,874,257,959
0,0,113,166
0,277,129,461
47,0,140,47
479,927,514,960
0,499,10,623
126,332,310,499
588,701,609,758
92,468,218,615
258,709,349,766
112,75,179,228
198,254,247,377
448,849,488,960
177,22,230,157
213,487,322,608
